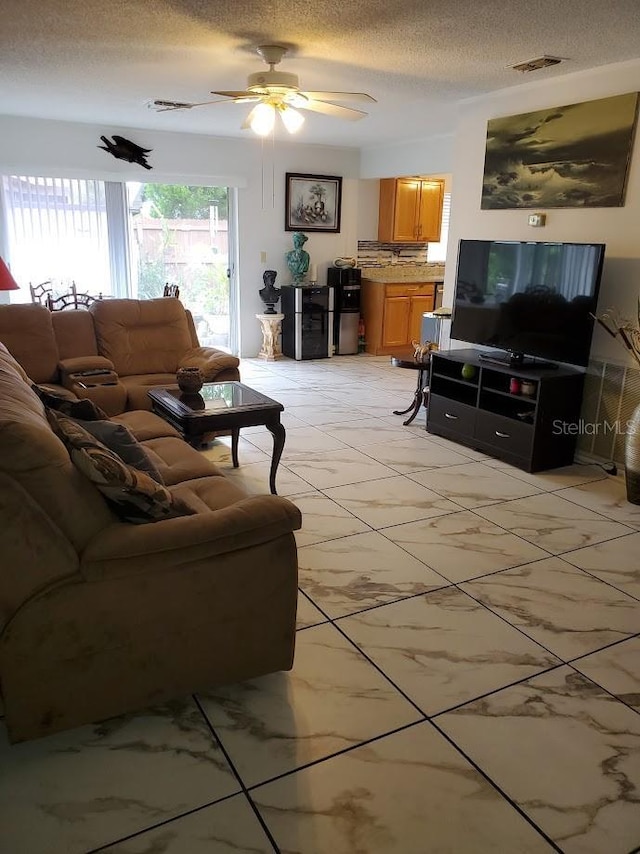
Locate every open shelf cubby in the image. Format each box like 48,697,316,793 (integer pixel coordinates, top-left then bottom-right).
426,349,586,472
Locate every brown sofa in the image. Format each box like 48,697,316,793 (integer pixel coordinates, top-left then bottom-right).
0,298,240,416
0,342,301,743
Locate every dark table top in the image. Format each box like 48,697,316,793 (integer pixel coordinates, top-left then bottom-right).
148,382,283,421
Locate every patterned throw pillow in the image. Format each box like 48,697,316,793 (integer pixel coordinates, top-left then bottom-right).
33,384,108,421
75,418,164,484
47,410,194,524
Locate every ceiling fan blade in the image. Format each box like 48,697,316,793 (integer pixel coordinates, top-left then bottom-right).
300,99,368,121
211,90,257,98
303,91,377,104
151,98,232,111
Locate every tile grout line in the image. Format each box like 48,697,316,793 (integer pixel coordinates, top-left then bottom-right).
293,578,571,852
427,718,564,853
239,713,563,854
193,693,282,854
245,604,565,853
85,692,282,853
297,557,639,716
85,787,252,854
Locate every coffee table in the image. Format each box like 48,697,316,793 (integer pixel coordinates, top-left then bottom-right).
148,382,285,494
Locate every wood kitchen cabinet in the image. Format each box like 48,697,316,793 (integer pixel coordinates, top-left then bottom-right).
378,178,444,243
362,280,436,355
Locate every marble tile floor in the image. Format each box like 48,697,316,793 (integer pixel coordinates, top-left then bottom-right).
1,355,639,854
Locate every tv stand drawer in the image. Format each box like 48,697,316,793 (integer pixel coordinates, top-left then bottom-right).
428,394,476,435
475,412,533,458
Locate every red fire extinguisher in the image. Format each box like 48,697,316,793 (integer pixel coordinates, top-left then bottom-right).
358,316,366,353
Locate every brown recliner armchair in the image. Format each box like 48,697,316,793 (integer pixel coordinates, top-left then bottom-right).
88,297,240,411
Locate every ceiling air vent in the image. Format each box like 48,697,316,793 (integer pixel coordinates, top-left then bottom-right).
508,56,564,73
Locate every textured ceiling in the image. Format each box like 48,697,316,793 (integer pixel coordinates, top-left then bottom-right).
1,0,640,148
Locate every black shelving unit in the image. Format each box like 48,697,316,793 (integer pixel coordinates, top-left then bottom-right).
426,348,585,472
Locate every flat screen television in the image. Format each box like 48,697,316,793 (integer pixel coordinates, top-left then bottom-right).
450,239,605,368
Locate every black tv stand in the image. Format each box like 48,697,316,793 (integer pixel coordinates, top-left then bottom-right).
478,351,559,370
426,348,585,472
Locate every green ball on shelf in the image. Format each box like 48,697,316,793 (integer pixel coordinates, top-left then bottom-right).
461,363,476,380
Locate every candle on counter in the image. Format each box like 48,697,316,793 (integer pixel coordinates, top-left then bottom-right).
309,263,317,282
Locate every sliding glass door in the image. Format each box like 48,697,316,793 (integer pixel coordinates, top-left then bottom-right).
127,183,231,351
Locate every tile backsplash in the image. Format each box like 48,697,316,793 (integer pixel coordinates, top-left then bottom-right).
357,240,445,281
357,240,430,268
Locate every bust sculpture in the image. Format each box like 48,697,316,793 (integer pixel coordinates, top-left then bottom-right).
259,269,281,314
285,231,310,284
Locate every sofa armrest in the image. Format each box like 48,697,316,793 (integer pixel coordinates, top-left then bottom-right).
80,495,301,580
178,347,240,381
59,355,116,377
59,356,127,416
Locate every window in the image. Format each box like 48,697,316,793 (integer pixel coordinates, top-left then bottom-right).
2,175,112,298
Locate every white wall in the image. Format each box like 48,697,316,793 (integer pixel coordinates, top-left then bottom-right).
444,58,640,367
360,132,455,179
0,116,361,356
356,179,380,240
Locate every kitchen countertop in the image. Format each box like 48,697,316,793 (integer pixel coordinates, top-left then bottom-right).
360,266,445,283
362,274,445,283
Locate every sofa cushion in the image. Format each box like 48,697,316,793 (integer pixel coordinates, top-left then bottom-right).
48,411,195,524
118,373,182,411
51,310,100,360
90,298,193,377
141,437,222,486
112,410,182,441
0,304,59,383
75,419,164,484
170,474,252,513
32,384,108,421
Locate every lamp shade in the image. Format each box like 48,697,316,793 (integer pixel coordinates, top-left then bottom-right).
280,106,304,134
250,102,276,136
0,258,19,291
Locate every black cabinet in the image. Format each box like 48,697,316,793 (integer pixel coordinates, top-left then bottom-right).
281,286,334,360
426,349,585,472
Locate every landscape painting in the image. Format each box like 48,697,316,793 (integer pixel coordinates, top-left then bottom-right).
481,92,639,209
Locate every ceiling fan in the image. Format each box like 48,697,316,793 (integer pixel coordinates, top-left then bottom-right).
151,44,376,136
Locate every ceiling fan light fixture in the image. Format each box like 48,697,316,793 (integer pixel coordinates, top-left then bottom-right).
153,42,374,135
250,102,276,136
280,105,304,134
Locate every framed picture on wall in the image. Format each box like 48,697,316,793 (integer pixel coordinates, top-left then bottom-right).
285,173,342,232
481,92,639,209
